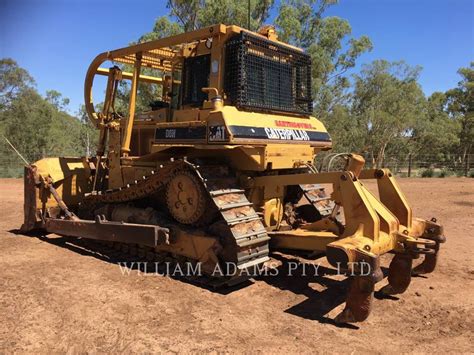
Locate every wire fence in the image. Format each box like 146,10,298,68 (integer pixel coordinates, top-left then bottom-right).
374,154,473,177
0,138,86,178
316,152,474,178
0,152,45,178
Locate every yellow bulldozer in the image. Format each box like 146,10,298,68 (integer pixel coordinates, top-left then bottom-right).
21,24,445,323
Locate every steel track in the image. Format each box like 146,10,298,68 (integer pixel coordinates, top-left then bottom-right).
82,158,270,277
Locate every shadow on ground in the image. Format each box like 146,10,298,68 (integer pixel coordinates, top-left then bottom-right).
8,229,399,329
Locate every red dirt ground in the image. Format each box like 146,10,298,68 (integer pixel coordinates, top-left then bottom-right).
0,178,473,353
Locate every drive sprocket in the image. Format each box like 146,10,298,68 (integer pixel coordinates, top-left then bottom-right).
165,170,209,225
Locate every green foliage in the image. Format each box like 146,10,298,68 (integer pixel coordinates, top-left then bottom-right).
45,89,70,111
410,92,460,157
320,104,362,153
350,60,425,166
275,0,373,118
77,105,100,157
1,88,53,162
421,168,434,178
445,62,474,159
0,58,35,110
138,16,183,43
438,169,451,178
0,59,98,177
140,0,274,39
166,0,274,32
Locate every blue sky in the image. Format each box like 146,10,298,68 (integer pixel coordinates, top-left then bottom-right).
1,0,473,114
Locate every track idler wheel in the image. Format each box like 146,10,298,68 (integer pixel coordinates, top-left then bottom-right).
380,253,413,295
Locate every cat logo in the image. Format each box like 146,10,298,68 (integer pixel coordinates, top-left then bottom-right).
209,126,227,141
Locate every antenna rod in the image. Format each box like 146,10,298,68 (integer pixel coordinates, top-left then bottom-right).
3,135,30,166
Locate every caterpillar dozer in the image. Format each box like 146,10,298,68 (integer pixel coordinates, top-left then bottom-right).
21,24,445,323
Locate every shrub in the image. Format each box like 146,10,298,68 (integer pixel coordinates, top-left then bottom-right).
421,168,434,178
438,169,451,178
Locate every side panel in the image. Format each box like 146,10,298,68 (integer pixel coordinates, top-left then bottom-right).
210,106,332,147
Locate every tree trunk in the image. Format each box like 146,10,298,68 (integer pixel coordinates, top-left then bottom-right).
465,152,471,177
408,153,412,177
376,143,387,168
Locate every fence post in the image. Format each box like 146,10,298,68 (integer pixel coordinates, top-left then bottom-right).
408,153,412,178
465,153,470,177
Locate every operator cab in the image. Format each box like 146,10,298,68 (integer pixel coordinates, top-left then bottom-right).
84,24,324,160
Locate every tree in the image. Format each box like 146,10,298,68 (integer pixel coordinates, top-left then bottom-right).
138,16,183,43
351,60,425,166
0,59,99,176
0,88,53,162
321,104,363,153
275,0,373,118
77,105,99,157
167,0,201,32
140,0,274,42
166,0,274,32
445,62,474,161
45,89,70,111
0,58,35,110
409,92,460,159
